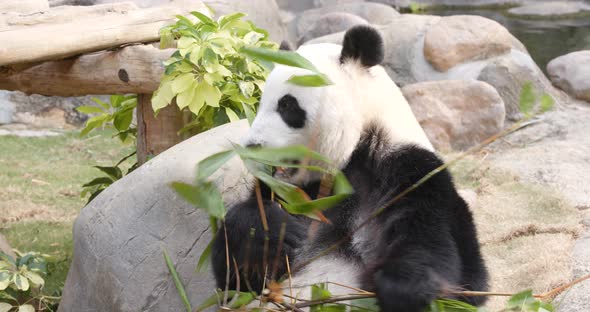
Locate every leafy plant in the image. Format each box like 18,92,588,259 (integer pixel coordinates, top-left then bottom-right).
0,251,60,312
153,12,276,133
77,95,139,203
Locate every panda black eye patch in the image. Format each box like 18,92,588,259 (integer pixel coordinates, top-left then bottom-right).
277,94,306,129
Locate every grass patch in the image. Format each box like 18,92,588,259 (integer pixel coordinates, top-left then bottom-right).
0,129,134,294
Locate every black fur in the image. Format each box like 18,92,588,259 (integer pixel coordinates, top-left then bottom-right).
212,125,488,311
340,25,384,67
277,94,306,129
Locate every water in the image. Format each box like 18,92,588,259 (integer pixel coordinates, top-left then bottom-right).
428,8,590,73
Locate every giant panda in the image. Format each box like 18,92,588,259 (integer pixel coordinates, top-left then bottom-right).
211,25,488,312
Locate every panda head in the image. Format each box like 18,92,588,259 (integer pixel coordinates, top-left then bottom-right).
243,26,432,183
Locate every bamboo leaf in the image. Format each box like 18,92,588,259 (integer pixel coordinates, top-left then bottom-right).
241,46,318,73
287,74,332,87
163,249,192,312
197,290,237,311
196,150,236,181
76,105,104,114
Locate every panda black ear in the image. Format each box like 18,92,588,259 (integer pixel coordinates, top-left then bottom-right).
279,40,293,51
340,25,384,68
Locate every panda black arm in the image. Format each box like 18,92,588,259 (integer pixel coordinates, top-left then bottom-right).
211,197,307,293
350,142,487,311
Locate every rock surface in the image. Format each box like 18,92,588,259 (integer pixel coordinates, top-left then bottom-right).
290,2,399,44
306,15,566,121
371,0,523,9
402,80,505,151
547,50,590,102
423,15,512,72
204,0,287,41
299,12,368,44
488,103,590,312
508,1,590,17
0,0,49,13
5,90,99,127
58,121,253,312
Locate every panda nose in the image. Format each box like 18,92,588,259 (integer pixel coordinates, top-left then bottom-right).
246,143,261,148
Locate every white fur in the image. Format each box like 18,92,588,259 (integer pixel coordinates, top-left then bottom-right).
243,43,433,180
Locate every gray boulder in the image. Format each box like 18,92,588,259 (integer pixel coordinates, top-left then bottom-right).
508,1,590,18
299,12,368,44
205,0,287,41
306,14,566,121
547,50,590,102
58,121,253,312
371,0,523,9
402,80,505,151
290,2,399,45
0,91,15,125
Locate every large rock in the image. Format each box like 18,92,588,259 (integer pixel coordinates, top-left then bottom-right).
7,91,100,126
547,51,590,102
307,15,566,121
402,80,505,151
0,0,49,13
0,91,15,125
290,2,399,45
205,0,287,41
371,0,523,9
299,12,368,44
508,1,590,18
423,15,512,72
58,121,253,312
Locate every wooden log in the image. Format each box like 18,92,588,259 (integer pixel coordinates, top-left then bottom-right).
0,45,174,96
0,0,49,14
0,0,207,66
136,94,184,164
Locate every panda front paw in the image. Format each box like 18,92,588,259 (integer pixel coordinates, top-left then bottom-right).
373,265,439,312
212,198,307,292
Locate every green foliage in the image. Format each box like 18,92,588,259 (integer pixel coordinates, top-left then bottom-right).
409,2,427,14
504,290,554,312
77,95,137,141
163,249,191,312
0,251,60,312
77,95,139,203
154,12,276,133
518,82,555,117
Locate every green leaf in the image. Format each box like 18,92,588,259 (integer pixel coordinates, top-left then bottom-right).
171,182,226,219
82,176,114,188
152,79,175,113
189,82,206,114
225,107,240,122
197,150,237,181
80,115,109,137
94,166,122,180
13,274,29,291
18,305,34,312
0,291,17,302
200,81,222,107
159,28,175,49
287,74,333,87
0,251,15,266
172,73,196,94
0,272,12,290
0,303,12,312
91,97,110,110
23,271,44,287
238,81,255,98
519,82,535,116
242,102,255,125
310,284,332,312
228,291,256,309
190,11,215,25
196,236,214,272
177,81,197,110
241,46,318,73
113,110,133,132
163,249,192,312
280,193,349,215
349,298,379,312
76,105,104,114
219,12,246,29
237,145,330,166
540,94,554,113
197,290,237,311
507,289,535,308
